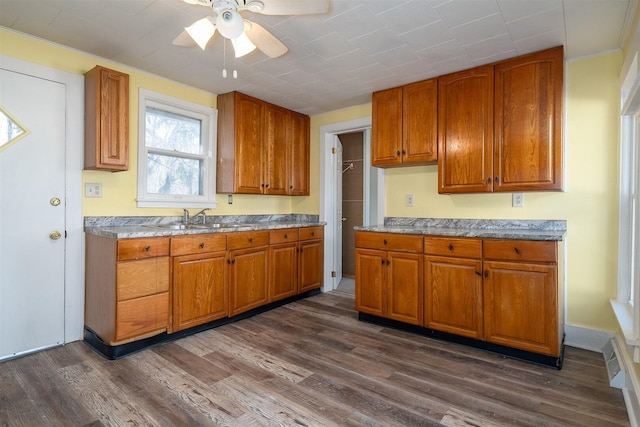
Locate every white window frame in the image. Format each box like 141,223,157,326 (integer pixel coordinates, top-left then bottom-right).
137,89,217,208
613,53,640,362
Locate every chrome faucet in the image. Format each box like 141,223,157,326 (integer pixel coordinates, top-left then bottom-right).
191,208,210,224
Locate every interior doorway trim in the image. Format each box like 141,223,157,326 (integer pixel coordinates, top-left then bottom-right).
0,54,84,343
319,116,384,292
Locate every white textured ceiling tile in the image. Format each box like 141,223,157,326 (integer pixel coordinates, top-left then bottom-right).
377,0,440,34
434,0,500,28
289,53,334,73
364,0,412,15
325,4,384,39
328,49,375,73
506,7,565,41
272,15,331,44
431,53,474,76
497,0,561,22
304,32,358,60
347,62,388,82
350,28,405,55
471,48,517,65
417,39,465,62
370,45,421,68
512,30,565,55
398,20,455,50
451,13,508,46
465,33,515,61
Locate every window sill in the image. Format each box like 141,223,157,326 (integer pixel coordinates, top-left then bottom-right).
611,299,639,348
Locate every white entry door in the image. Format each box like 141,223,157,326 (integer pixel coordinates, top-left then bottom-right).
0,68,66,360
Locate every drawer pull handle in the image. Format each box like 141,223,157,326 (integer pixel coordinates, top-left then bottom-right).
284,234,288,239
448,244,454,251
311,232,315,236
514,247,520,255
383,239,387,245
144,246,151,252
249,237,253,243
200,242,205,249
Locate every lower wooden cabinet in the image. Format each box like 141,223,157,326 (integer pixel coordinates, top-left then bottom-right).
355,231,563,361
269,229,299,302
298,227,324,293
85,234,170,345
228,231,269,317
355,232,423,326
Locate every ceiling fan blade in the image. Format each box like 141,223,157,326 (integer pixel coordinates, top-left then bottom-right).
251,0,330,15
182,0,212,6
245,21,288,58
172,30,197,47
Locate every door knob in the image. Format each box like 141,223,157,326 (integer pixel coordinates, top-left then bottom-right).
50,197,61,206
341,217,347,222
49,231,62,240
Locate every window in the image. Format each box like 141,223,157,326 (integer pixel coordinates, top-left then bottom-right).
137,89,217,208
614,55,640,360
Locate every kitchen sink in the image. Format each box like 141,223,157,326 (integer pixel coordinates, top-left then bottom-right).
145,222,248,230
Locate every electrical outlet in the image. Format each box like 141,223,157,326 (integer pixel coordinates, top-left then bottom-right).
228,194,233,204
85,183,102,198
406,194,415,207
512,192,524,208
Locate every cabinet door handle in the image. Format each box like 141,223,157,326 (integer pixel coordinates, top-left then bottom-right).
227,259,231,264
448,244,453,251
200,242,205,249
401,149,406,155
386,259,390,266
487,177,492,184
484,270,489,278
232,259,236,264
381,259,385,265
514,247,520,255
396,150,401,156
290,185,293,189
266,184,270,188
144,246,151,252
475,271,482,276
495,176,499,183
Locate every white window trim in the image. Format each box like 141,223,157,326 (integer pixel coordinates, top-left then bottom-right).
614,53,640,362
137,88,217,208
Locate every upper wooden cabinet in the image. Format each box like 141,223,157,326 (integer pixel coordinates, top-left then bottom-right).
438,65,494,193
372,78,438,167
438,46,564,193
494,46,564,192
84,65,129,171
217,91,310,195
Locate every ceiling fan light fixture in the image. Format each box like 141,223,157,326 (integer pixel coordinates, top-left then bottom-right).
185,16,216,50
246,1,264,12
231,31,256,58
216,9,244,39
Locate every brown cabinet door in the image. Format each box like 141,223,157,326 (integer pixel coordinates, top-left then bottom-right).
172,252,228,332
264,103,289,195
387,251,423,326
228,246,268,317
355,248,386,317
403,79,437,164
235,93,264,194
372,87,403,167
494,46,563,192
269,242,298,302
483,260,558,356
84,65,129,171
438,65,494,193
288,111,310,195
424,255,483,339
298,239,323,293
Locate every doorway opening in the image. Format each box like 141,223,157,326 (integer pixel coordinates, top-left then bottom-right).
320,117,384,293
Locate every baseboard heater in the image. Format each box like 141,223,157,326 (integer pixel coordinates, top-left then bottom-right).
603,338,626,388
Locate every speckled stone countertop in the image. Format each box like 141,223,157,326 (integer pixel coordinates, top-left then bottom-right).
84,214,324,239
355,217,566,241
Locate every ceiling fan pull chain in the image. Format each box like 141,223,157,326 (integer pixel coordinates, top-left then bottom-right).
222,38,227,78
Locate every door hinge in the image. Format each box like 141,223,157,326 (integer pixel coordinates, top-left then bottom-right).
332,147,337,154
331,271,337,277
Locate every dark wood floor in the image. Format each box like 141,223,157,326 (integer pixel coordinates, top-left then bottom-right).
0,291,629,426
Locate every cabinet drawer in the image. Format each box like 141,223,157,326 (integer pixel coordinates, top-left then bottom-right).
227,231,269,250
270,228,299,244
115,292,169,342
300,226,323,241
116,257,169,301
483,239,557,263
171,234,227,256
424,237,482,258
117,237,169,261
356,231,422,252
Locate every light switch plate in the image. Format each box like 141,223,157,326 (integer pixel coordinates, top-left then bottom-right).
85,183,102,198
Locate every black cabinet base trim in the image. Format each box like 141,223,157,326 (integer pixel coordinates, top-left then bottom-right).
84,289,321,360
358,312,564,369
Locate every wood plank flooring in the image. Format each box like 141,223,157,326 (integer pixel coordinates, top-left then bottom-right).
0,291,629,426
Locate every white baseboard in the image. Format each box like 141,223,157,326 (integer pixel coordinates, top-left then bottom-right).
564,323,614,352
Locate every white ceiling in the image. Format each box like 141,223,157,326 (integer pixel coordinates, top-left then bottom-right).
0,0,634,115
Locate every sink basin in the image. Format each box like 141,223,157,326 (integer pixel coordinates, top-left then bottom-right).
144,222,248,230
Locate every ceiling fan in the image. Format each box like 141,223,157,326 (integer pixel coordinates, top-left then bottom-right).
173,0,330,59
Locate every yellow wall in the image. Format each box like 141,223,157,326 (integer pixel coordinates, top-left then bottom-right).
308,51,622,332
0,28,294,217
